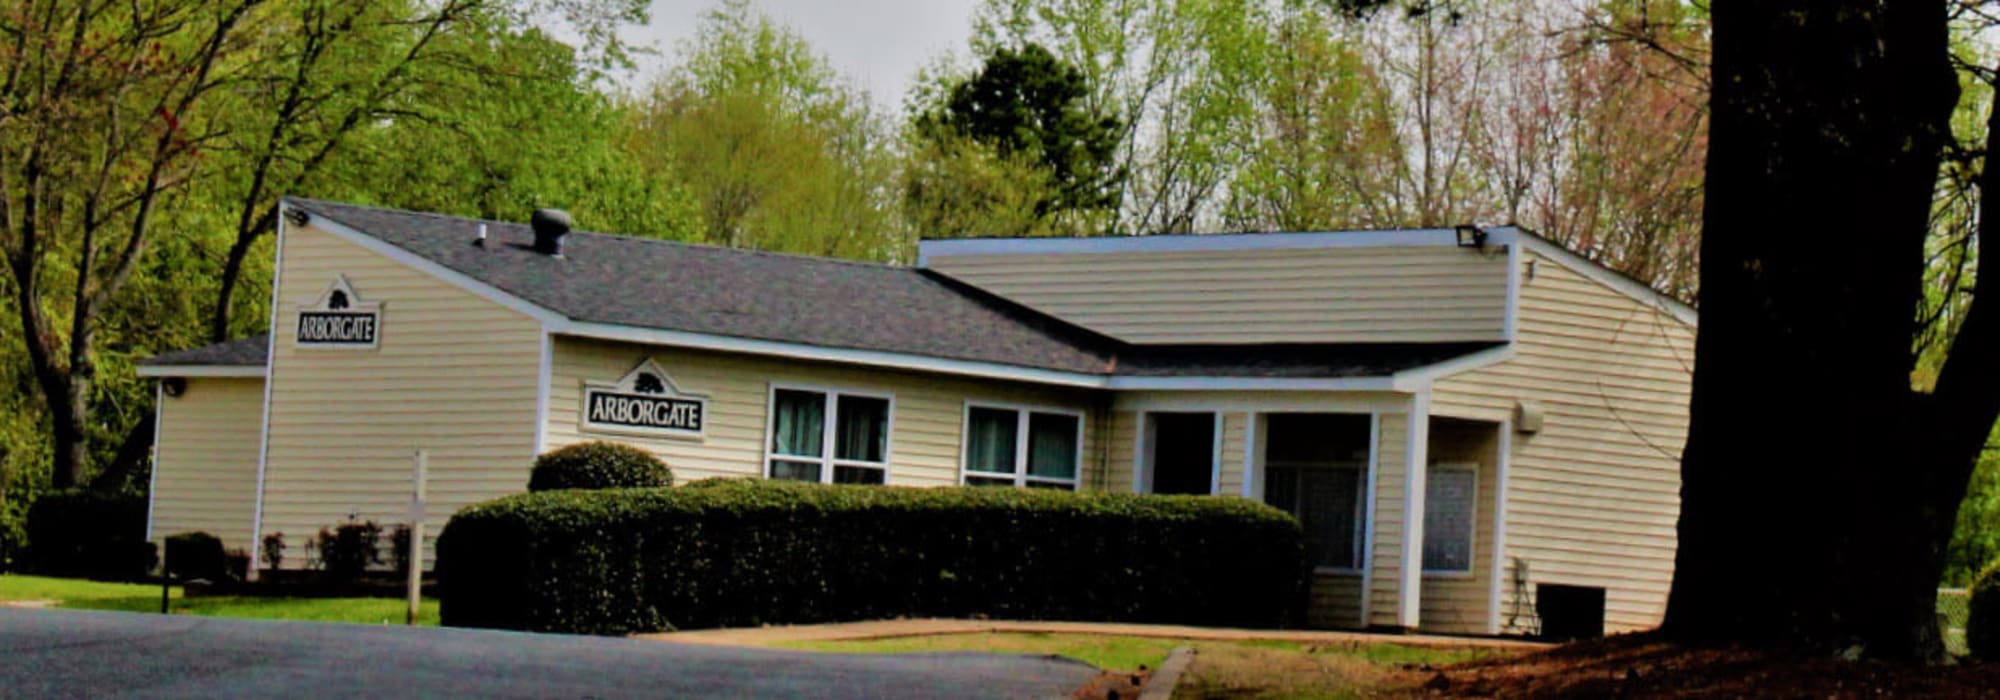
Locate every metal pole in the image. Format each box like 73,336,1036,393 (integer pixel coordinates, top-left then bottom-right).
160,546,171,614
407,450,427,625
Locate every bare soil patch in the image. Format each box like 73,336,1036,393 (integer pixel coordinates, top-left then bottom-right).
1406,633,2000,699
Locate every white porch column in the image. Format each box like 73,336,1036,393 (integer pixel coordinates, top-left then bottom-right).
1398,390,1432,629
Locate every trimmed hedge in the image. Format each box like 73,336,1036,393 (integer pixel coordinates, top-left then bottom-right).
1970,562,2000,658
25,490,153,580
438,479,1308,635
527,441,672,492
164,531,228,582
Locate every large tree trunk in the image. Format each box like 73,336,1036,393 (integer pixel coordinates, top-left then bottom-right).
1662,1,1967,659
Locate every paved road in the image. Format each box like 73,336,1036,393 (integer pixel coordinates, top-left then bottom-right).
0,608,1099,699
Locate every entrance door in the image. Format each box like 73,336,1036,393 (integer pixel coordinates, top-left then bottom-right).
1150,412,1215,495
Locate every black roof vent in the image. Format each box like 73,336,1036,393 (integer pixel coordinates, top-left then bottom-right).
531,209,573,257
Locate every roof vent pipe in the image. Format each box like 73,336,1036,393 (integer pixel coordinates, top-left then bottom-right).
531,209,572,257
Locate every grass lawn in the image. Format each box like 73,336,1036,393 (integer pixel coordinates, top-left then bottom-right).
781,632,1509,699
0,574,439,626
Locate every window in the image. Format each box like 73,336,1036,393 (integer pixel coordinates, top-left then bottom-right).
1264,463,1366,570
962,404,1082,489
1260,413,1372,571
767,387,891,485
1422,464,1478,574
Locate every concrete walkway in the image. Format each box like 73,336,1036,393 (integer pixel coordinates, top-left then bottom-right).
641,618,1552,650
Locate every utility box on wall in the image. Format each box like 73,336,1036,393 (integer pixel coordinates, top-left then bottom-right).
1536,584,1607,641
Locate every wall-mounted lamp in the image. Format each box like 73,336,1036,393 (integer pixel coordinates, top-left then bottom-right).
285,207,310,228
1454,224,1488,249
162,377,187,398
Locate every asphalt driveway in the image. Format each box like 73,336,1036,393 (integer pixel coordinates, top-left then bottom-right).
0,608,1099,699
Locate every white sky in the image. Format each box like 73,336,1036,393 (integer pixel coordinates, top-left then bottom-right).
611,0,983,107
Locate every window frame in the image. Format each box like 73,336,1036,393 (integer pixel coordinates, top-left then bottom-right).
958,401,1085,490
1263,458,1370,575
762,383,896,485
1421,462,1480,577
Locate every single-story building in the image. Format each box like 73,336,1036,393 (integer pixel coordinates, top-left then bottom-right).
139,197,1695,636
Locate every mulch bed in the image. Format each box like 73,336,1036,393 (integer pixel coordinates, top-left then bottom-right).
1407,632,2000,699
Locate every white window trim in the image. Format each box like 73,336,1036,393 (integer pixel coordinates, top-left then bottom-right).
1265,458,1369,575
959,401,1085,490
1422,461,1479,577
762,383,895,484
1136,410,1222,495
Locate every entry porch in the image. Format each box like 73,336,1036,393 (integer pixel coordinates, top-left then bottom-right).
1107,391,1510,635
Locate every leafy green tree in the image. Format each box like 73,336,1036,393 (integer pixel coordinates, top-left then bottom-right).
0,0,256,489
317,25,698,240
923,42,1124,230
1224,4,1405,231
624,0,900,260
901,130,1066,239
0,0,655,499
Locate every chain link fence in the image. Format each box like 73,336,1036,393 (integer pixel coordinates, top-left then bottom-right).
1939,587,1970,656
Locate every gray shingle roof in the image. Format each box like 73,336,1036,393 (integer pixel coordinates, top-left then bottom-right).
1114,343,1501,378
140,335,269,367
143,199,1504,380
288,198,1123,374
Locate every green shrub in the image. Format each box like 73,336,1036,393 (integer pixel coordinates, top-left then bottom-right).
1969,562,2000,659
527,442,672,492
261,531,287,573
317,519,383,581
438,479,1309,635
24,490,153,580
163,531,228,582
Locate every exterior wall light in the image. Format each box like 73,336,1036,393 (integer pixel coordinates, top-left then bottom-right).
1455,224,1487,248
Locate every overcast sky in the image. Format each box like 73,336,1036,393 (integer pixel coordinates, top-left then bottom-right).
613,0,982,107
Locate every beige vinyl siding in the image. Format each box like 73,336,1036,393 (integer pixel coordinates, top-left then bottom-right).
1217,413,1248,495
150,377,266,552
926,246,1508,344
1431,247,1695,633
261,222,544,569
1308,573,1366,628
1418,420,1500,634
1368,414,1407,627
545,337,1106,487
1098,410,1138,492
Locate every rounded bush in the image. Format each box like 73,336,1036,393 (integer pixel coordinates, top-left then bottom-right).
25,490,153,580
527,441,671,492
164,531,228,582
1970,562,2000,659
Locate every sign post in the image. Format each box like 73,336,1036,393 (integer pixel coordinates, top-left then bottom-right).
407,450,427,625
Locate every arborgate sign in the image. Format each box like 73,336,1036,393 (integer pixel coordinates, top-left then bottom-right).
581,358,709,440
297,276,381,348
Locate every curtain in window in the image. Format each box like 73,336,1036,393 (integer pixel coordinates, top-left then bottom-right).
771,389,825,457
966,407,1017,474
1026,413,1079,480
835,395,889,463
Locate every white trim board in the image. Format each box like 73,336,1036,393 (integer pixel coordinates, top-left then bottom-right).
918,227,1520,263
247,203,290,576
1391,346,1514,390
136,365,267,378
1487,420,1514,635
1397,390,1432,629
144,381,164,543
1359,411,1383,628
